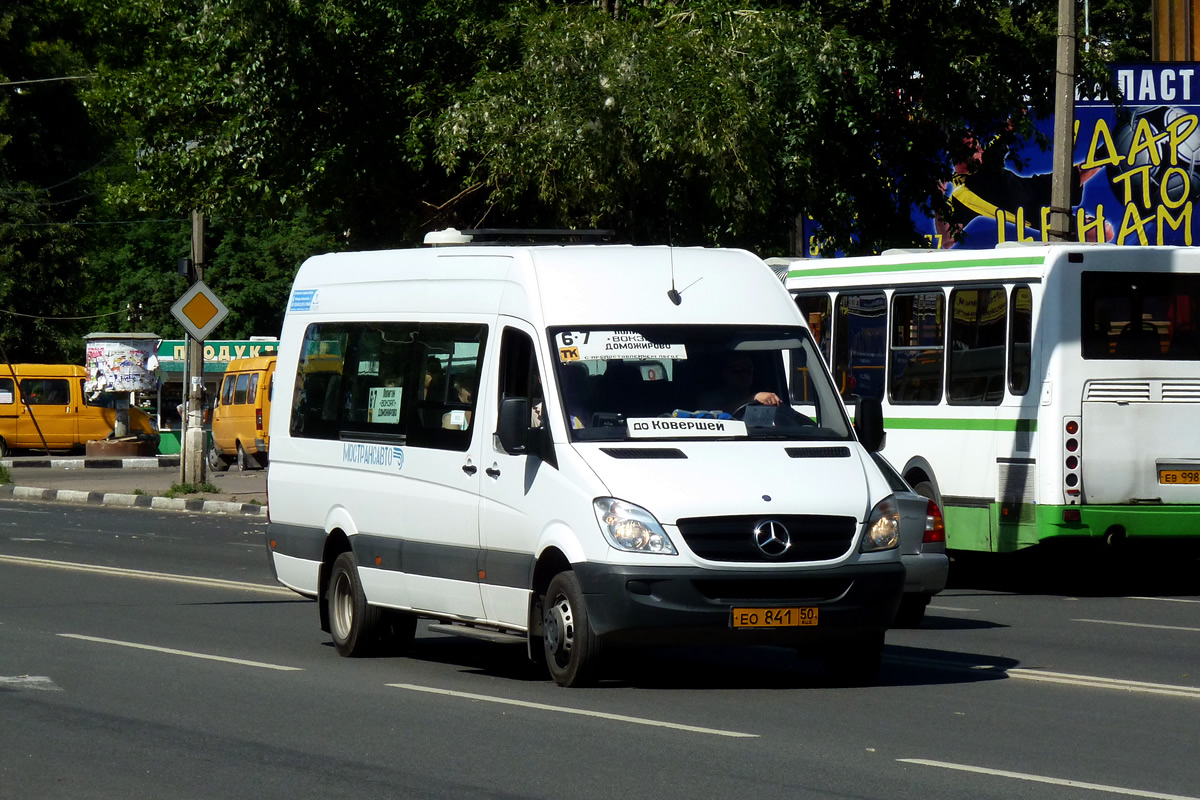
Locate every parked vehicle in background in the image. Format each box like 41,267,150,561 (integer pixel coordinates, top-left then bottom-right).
778,244,1200,556
0,364,158,456
266,231,909,688
209,355,275,471
872,453,947,627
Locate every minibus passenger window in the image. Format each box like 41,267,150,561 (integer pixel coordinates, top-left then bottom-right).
0,378,13,404
221,376,235,406
234,374,250,404
248,374,259,404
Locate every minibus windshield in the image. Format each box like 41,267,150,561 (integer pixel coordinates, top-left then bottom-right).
548,325,852,442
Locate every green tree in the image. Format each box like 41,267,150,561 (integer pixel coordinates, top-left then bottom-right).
83,0,510,249
0,0,108,361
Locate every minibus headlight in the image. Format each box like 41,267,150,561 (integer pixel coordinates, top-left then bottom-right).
861,496,901,552
593,498,677,555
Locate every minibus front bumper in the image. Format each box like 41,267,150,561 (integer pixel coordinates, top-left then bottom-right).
572,561,904,647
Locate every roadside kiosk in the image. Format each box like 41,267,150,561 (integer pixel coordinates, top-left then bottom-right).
153,337,278,454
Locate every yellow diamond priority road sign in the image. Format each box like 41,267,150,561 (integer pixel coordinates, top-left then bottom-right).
170,280,229,341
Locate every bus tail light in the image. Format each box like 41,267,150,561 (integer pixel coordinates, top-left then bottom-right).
1063,416,1082,503
256,409,263,430
923,499,946,543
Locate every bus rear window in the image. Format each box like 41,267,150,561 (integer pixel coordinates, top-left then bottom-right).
1082,272,1200,360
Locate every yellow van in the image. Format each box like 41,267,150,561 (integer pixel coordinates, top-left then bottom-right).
209,355,275,471
0,364,158,457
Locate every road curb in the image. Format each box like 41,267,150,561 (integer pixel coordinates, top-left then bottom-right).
0,483,266,517
0,455,181,470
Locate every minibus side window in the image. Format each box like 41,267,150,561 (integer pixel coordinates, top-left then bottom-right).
248,373,260,404
498,327,541,425
0,377,13,404
20,379,70,405
407,323,487,452
290,324,352,440
221,376,235,406
234,373,250,404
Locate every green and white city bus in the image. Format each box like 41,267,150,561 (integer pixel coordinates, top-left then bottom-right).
777,244,1200,553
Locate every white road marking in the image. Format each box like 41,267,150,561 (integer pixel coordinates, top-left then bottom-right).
388,683,758,738
1127,596,1200,604
1074,618,1200,634
926,604,978,612
899,758,1200,800
0,554,294,596
0,675,62,691
57,634,303,671
887,655,1200,699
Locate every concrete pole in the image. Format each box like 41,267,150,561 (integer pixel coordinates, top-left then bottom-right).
182,210,208,485
1048,0,1077,242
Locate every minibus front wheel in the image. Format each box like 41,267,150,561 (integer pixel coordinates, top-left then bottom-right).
543,571,602,687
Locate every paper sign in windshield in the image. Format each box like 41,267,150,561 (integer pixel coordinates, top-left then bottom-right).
627,417,747,438
557,331,687,363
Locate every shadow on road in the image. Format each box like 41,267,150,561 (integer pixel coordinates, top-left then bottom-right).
947,541,1200,597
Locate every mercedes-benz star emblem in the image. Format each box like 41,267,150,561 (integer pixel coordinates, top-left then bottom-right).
753,520,792,557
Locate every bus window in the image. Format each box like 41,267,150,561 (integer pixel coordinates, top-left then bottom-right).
1082,271,1200,360
833,292,886,401
795,294,831,364
1009,285,1032,395
947,287,1006,405
889,291,944,404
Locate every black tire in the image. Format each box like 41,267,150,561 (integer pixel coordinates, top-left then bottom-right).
542,571,602,687
328,551,384,657
912,480,936,502
893,593,931,628
207,444,229,472
0,437,8,458
820,632,885,687
236,442,248,471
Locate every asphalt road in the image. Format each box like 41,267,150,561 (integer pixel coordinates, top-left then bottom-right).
1,500,1198,800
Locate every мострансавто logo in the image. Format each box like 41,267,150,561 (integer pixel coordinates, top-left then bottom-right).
341,442,404,471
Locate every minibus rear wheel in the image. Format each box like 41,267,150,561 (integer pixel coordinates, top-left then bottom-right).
0,437,8,457
207,444,229,472
328,551,384,657
543,571,602,687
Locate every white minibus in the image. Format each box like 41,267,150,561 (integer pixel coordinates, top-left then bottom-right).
267,234,906,686
779,244,1200,556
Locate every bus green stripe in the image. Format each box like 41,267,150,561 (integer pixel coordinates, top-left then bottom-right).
885,417,1037,432
786,255,1045,279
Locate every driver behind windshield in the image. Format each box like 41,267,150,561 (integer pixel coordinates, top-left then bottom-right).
698,352,782,413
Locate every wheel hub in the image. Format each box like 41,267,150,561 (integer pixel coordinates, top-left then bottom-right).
543,595,575,657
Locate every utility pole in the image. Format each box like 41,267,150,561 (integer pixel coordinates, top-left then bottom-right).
180,210,207,485
1049,0,1077,243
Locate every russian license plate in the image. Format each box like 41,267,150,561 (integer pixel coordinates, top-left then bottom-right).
731,606,818,628
1159,470,1200,484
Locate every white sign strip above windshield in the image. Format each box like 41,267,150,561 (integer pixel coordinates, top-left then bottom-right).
556,330,687,362
627,417,747,438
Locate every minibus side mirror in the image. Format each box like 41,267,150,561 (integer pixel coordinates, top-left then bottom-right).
497,397,530,454
854,396,885,453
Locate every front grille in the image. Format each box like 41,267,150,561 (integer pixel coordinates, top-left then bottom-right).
693,577,853,603
676,514,856,563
